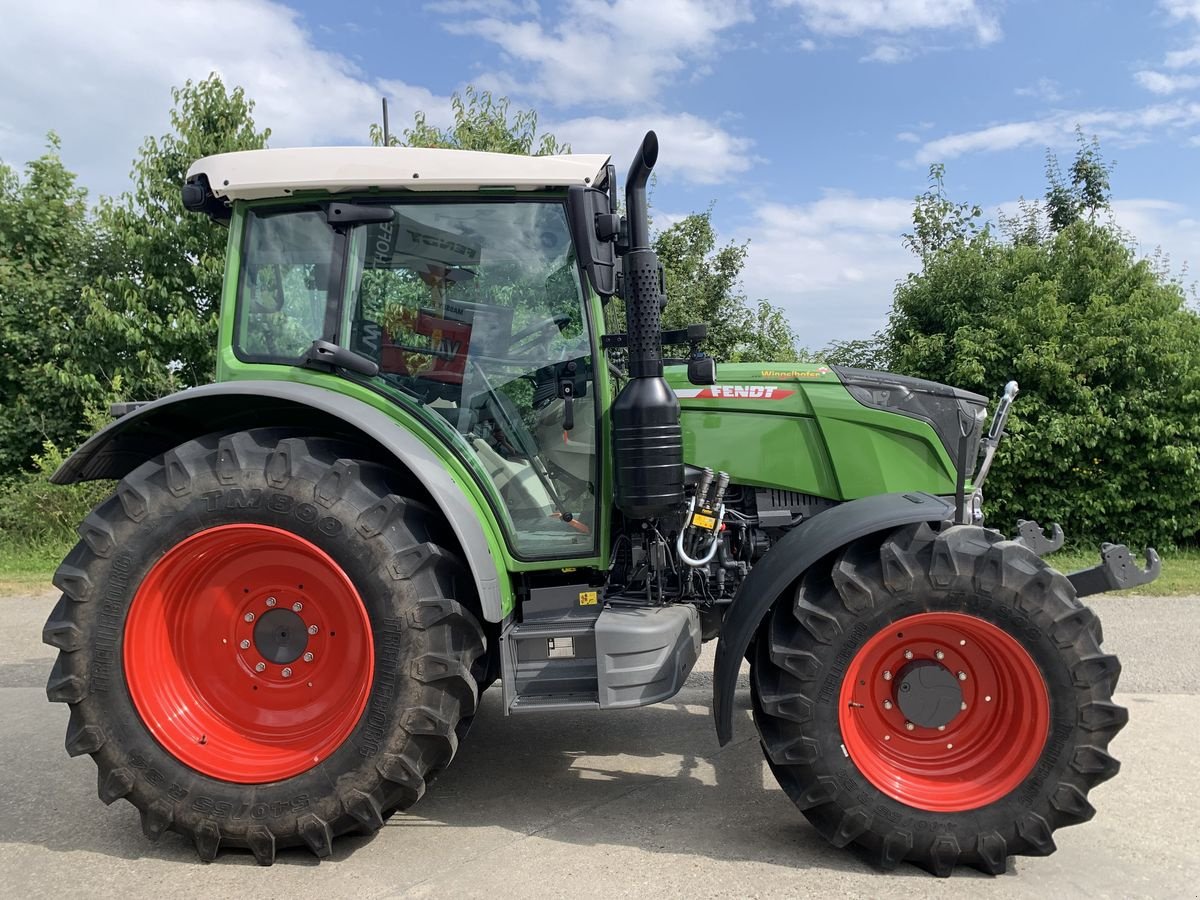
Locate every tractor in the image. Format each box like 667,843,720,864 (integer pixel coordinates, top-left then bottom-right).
42,132,1158,876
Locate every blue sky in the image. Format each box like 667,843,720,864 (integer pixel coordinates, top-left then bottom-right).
4,0,1200,347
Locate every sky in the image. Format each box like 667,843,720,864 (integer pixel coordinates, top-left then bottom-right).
3,0,1200,348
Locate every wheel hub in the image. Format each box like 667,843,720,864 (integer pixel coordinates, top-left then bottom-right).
895,660,962,729
838,611,1050,812
253,608,309,664
123,524,374,784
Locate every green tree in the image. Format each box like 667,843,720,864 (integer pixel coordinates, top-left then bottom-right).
55,74,269,408
0,135,96,471
888,143,1200,549
372,85,568,155
653,209,799,362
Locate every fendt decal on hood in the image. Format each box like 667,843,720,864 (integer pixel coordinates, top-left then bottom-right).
676,385,796,400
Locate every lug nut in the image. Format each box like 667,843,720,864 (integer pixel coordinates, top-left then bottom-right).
266,596,277,607
903,649,914,660
292,602,303,612
959,639,967,646
254,662,266,672
938,725,946,731
308,624,318,635
303,652,314,663
905,721,915,731
282,667,292,678
961,701,968,711
957,671,967,681
947,743,954,749
985,695,992,702
884,735,891,741
882,670,892,681
239,639,250,649
244,612,255,622
935,649,945,660
883,700,893,710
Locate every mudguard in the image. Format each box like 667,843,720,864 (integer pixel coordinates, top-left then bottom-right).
51,380,506,621
712,491,955,744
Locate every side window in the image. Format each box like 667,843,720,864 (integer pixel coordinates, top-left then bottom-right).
237,211,336,362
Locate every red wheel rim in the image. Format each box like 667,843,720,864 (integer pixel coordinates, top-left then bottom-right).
838,612,1049,812
124,524,374,783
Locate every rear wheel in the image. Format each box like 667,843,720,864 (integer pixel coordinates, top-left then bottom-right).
43,429,487,864
751,523,1125,876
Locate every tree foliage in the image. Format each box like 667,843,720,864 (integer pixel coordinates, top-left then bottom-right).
54,75,269,410
889,141,1200,548
372,85,568,155
0,135,95,471
653,210,800,362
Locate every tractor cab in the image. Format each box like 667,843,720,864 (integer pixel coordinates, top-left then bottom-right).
188,147,612,559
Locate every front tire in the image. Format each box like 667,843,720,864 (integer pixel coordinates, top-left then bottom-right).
751,523,1125,876
43,429,487,864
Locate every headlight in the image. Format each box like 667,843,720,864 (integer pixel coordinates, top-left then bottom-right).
833,366,988,476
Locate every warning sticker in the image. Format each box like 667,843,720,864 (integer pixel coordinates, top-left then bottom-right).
676,385,796,400
692,512,717,530
578,591,598,606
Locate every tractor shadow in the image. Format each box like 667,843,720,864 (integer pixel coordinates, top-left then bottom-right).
1,660,1001,880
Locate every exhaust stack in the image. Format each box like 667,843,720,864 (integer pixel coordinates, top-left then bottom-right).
612,132,684,519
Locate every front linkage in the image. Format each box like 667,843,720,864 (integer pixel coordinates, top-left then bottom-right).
965,381,1161,596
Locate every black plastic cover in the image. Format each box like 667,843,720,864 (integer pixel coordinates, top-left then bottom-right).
833,366,987,475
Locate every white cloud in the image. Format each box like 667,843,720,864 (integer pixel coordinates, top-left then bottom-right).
0,0,449,197
915,102,1200,163
1164,43,1200,69
1162,0,1200,24
441,0,753,108
1136,70,1200,94
736,192,916,346
1015,77,1066,104
552,113,755,185
1110,198,1200,276
862,44,913,64
775,0,1001,43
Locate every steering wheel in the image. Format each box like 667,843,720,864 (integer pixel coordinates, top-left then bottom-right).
509,314,571,357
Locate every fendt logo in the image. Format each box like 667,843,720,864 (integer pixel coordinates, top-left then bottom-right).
677,385,796,400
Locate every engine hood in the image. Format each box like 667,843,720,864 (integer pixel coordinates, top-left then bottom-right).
664,362,980,501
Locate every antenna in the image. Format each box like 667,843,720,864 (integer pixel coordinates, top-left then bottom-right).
381,97,391,146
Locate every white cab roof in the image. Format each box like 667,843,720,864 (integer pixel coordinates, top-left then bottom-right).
187,146,612,201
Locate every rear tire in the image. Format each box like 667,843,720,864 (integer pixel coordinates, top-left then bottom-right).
43,429,487,864
751,523,1125,876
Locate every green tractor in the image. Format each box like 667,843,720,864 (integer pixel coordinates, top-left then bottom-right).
43,132,1157,876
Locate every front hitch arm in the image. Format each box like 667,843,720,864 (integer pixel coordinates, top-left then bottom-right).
1067,543,1162,597
1013,519,1065,556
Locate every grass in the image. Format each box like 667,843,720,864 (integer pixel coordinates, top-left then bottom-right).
0,539,73,597
2,539,1198,599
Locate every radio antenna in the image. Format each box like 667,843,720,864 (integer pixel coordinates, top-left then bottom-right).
381,97,391,146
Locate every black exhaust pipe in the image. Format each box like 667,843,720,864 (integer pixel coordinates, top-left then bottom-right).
612,131,684,519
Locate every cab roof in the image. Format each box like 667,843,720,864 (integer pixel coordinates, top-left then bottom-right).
186,146,613,201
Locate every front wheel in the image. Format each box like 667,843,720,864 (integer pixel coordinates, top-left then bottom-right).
43,429,487,864
751,524,1125,876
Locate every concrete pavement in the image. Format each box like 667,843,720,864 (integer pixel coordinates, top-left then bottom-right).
1,589,1197,899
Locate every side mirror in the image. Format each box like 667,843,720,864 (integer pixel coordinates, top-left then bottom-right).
567,185,617,298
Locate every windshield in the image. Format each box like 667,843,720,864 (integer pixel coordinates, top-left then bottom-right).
235,201,598,560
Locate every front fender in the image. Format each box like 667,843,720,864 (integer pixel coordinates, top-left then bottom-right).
712,491,954,744
52,380,506,621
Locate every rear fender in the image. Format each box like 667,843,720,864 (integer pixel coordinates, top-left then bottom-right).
52,381,506,621
712,491,955,744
